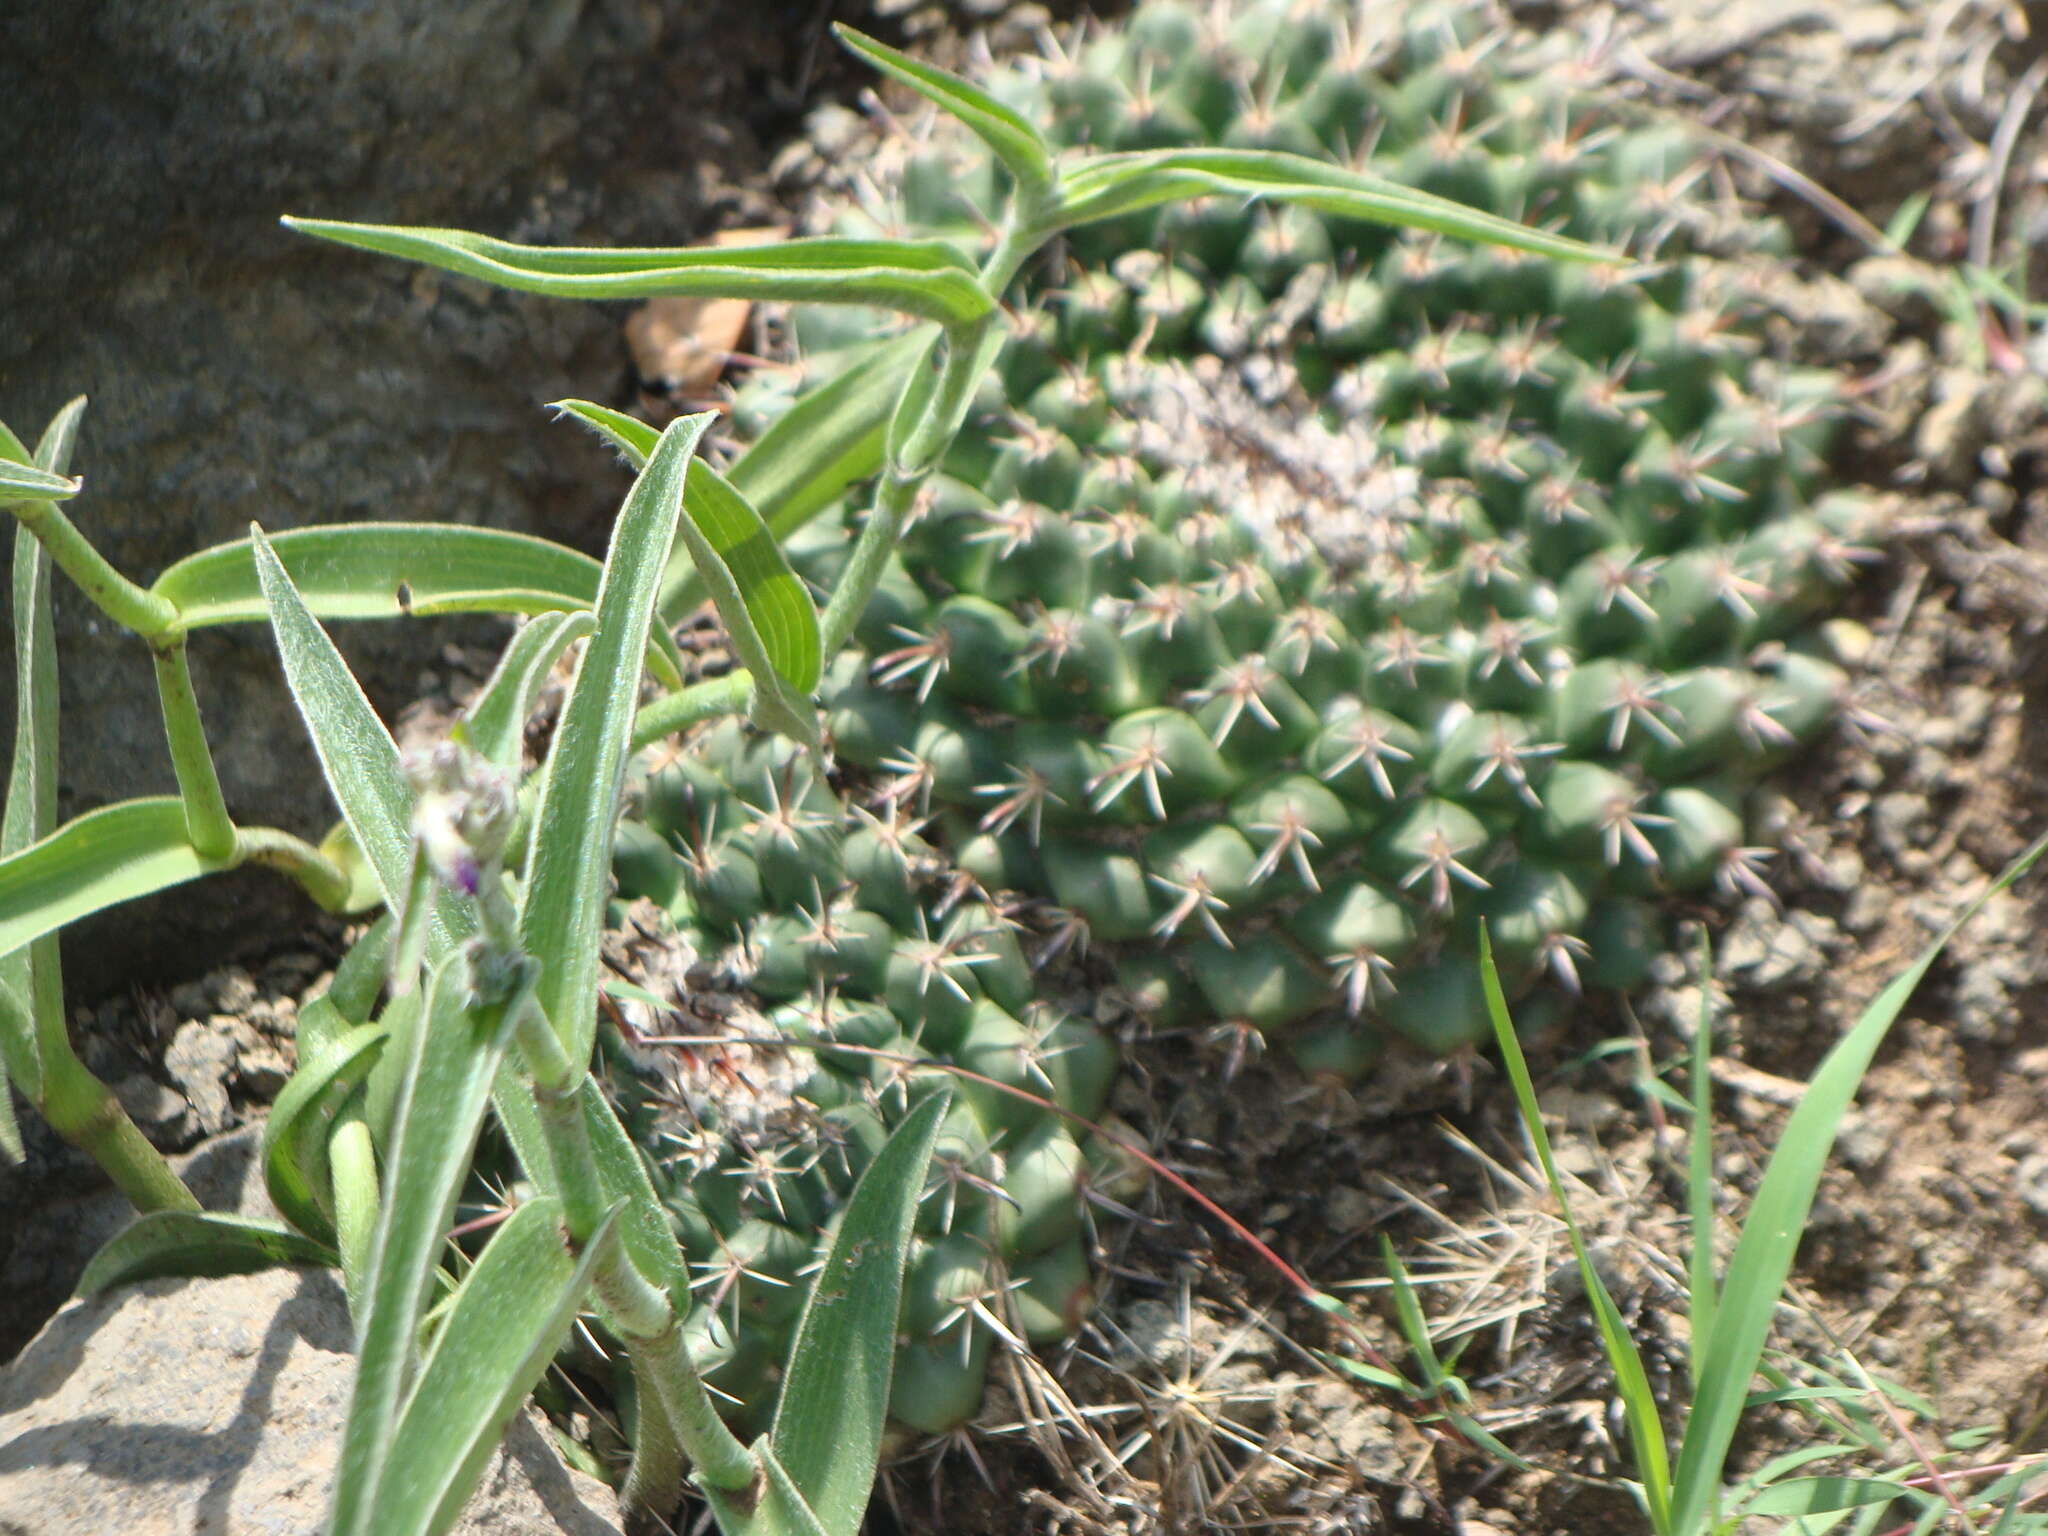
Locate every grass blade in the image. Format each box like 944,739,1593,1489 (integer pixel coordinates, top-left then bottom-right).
283,219,996,329
1666,828,2048,1535
1686,933,1718,1386
329,952,524,1536
1480,930,1673,1531
1054,148,1608,262
520,413,707,1070
834,26,1053,194
77,1210,336,1294
1744,1477,1911,1519
375,1198,614,1536
770,1088,952,1536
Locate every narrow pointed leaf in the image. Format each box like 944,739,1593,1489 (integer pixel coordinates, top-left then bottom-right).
550,400,660,467
283,218,996,329
253,527,478,947
247,524,688,1305
520,413,707,1070
0,459,80,501
771,1088,952,1536
0,798,235,966
375,1198,614,1536
1743,1478,1911,1518
263,1023,391,1243
834,25,1052,194
683,459,822,693
719,327,928,541
552,403,822,700
330,953,524,1536
77,1210,336,1295
489,1069,693,1297
1054,148,1608,262
451,609,595,770
0,397,84,1141
1667,829,2048,1534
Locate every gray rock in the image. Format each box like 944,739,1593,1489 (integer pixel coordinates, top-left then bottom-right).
0,0,802,991
0,1124,272,1361
0,1265,622,1535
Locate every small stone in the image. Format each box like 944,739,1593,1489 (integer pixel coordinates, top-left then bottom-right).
110,1074,187,1134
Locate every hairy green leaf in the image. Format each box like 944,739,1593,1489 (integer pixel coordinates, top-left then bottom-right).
376,1198,613,1536
687,460,823,694
0,798,234,967
549,400,660,466
0,396,84,1149
330,952,524,1536
1053,148,1607,262
453,609,595,770
550,402,822,700
154,524,602,632
719,329,927,551
834,26,1053,194
77,1211,336,1295
521,413,707,1071
253,527,478,948
771,1089,952,1536
703,1443,833,1536
0,459,81,502
263,1023,390,1244
283,218,996,329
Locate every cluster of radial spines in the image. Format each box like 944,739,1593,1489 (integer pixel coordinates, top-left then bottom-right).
606,727,1129,1437
734,0,1875,1077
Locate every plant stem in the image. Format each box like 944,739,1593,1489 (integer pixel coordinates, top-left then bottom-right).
629,670,753,753
151,640,236,860
618,1372,687,1523
819,469,920,660
0,973,196,1213
232,825,353,911
522,1036,759,1496
6,502,177,641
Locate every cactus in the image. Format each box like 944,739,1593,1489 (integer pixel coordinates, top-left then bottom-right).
604,0,1877,1438
732,0,1874,1083
603,725,1128,1437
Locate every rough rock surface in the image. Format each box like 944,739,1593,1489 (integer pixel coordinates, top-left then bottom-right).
0,1124,272,1362
0,1265,622,1534
0,0,809,988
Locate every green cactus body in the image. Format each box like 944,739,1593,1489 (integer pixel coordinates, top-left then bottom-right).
608,0,1875,1443
604,731,1125,1440
731,0,1870,1094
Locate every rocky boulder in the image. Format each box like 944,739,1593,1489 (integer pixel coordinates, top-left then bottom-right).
0,1264,623,1534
